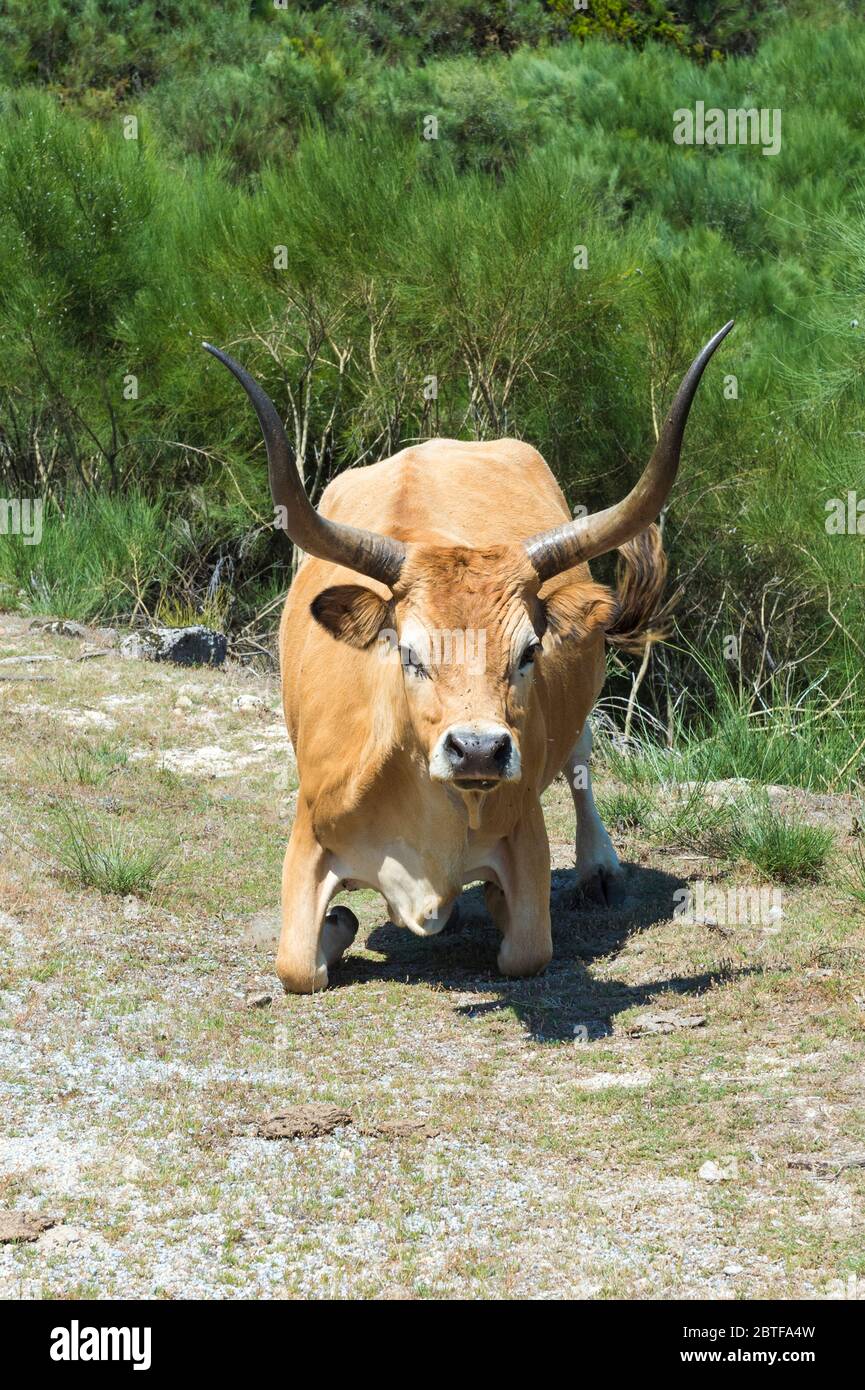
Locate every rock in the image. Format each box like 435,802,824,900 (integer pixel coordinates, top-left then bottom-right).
231,693,268,712
788,1154,865,1178
245,990,273,1009
36,1225,108,1253
255,1105,353,1140
625,1010,707,1037
120,633,153,661
45,620,89,640
699,1158,738,1182
0,653,57,665
120,626,227,668
0,1211,56,1243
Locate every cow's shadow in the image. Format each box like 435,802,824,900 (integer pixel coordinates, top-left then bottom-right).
333,863,746,1042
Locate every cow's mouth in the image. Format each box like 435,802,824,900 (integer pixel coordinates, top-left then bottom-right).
453,777,499,791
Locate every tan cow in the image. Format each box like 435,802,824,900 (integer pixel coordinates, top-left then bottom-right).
205,322,733,992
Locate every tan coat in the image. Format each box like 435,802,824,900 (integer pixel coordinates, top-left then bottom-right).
276,439,645,992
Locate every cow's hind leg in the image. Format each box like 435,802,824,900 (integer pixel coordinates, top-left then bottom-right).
276,797,347,993
565,722,625,907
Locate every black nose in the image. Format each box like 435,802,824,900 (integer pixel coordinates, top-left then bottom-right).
444,728,512,780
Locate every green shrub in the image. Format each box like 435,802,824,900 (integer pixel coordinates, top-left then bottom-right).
0,10,863,785
364,60,538,173
548,0,795,58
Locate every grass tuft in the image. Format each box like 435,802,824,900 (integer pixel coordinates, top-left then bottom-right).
728,801,833,884
54,806,168,896
595,786,655,833
55,741,128,787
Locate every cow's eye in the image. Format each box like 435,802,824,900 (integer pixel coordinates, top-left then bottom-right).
518,640,542,670
401,646,430,679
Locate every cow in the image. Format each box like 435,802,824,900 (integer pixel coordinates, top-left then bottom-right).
204,321,733,992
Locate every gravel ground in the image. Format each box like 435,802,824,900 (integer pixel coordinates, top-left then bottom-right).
1,613,864,1299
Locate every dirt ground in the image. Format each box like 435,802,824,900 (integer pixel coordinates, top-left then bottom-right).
1,613,863,1299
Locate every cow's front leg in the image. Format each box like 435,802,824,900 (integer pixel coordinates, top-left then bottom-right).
491,797,553,979
565,722,625,907
276,796,346,993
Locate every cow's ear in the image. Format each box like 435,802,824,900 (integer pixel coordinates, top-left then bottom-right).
542,581,617,645
311,585,392,649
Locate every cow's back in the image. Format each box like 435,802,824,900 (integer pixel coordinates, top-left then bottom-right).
316,438,572,546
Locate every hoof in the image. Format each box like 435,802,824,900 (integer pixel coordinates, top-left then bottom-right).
325,904,359,938
574,867,626,910
321,904,358,969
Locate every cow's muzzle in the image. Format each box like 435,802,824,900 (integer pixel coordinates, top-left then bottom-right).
429,722,521,788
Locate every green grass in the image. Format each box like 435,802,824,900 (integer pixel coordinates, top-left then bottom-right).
53,806,169,896
0,7,864,759
597,643,865,794
55,741,128,787
646,782,738,855
729,801,834,883
2,615,864,1299
595,786,655,833
0,491,181,623
670,657,865,792
597,742,837,882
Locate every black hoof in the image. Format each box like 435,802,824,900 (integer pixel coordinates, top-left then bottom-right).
575,870,626,910
325,904,359,939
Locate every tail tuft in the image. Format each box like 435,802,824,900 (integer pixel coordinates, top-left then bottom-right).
605,523,679,654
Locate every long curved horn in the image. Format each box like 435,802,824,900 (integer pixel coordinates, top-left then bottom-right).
524,320,734,583
202,344,406,588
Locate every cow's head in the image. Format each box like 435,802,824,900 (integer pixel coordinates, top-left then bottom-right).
204,322,732,789
307,541,616,790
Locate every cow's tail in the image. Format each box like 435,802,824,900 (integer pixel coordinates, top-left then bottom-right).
604,523,680,654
